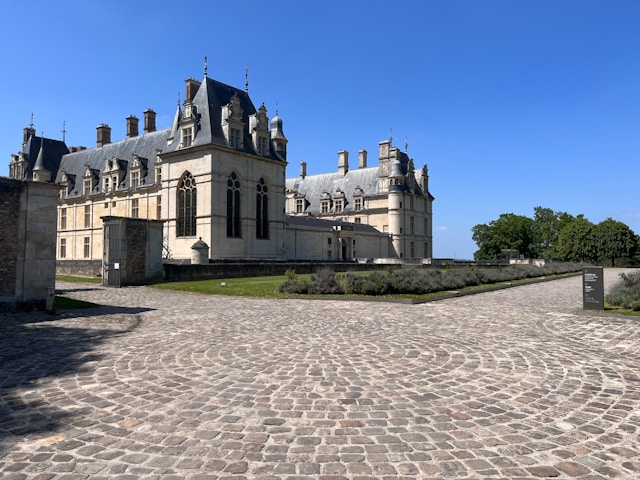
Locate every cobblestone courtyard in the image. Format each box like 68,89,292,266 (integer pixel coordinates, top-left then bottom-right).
1,270,639,479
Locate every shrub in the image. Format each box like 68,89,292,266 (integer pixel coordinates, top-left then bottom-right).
277,277,312,294
605,271,640,311
311,269,344,294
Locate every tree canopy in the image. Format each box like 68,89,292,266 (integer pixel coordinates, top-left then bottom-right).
472,207,638,266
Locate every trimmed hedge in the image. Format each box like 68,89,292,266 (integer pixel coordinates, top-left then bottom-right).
279,263,583,296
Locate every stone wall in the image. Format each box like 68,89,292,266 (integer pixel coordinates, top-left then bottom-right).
57,260,102,278
0,178,59,311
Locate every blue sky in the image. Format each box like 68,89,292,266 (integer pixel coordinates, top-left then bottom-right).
1,0,638,259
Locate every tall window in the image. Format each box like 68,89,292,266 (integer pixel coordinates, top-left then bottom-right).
230,128,241,148
335,200,343,213
60,208,67,230
354,198,362,211
60,238,66,258
227,172,241,237
131,171,140,189
256,177,269,239
296,198,304,213
131,198,139,218
84,205,91,228
182,127,193,148
156,195,162,219
177,172,197,237
84,237,90,258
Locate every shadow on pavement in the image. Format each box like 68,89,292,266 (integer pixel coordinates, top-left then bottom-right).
0,304,150,452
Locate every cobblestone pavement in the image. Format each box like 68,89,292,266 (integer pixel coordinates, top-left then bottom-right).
1,269,639,479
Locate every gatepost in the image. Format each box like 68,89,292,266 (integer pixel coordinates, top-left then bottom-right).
583,266,604,310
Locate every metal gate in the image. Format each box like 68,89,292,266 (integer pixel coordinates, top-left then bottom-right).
103,221,122,287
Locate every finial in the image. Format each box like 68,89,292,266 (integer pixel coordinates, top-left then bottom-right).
177,91,181,107
389,128,393,143
204,56,208,78
62,120,67,143
405,137,408,154
245,66,249,93
275,101,279,116
29,113,35,129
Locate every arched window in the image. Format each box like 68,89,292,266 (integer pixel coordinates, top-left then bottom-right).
227,172,241,237
256,177,269,239
177,172,197,237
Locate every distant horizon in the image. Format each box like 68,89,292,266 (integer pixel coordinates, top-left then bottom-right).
2,1,638,259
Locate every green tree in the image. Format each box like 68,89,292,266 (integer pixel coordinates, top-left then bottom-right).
555,215,597,263
472,213,534,261
531,206,574,259
595,218,637,266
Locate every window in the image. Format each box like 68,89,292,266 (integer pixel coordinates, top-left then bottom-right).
131,171,140,189
410,216,414,234
182,127,193,148
84,179,91,196
355,217,361,223
327,238,332,245
59,238,66,258
230,128,241,148
296,198,304,213
103,177,110,193
84,237,90,258
177,172,197,237
112,176,118,190
156,195,162,219
256,178,269,239
354,198,362,211
335,200,343,213
131,198,139,218
226,172,241,237
424,242,429,258
156,167,162,184
410,241,415,258
257,136,268,155
321,201,329,214
84,205,91,228
60,208,67,230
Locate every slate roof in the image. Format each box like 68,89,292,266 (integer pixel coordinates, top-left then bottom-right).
56,129,169,197
286,214,382,234
165,76,284,161
17,135,69,180
53,75,285,198
286,167,382,214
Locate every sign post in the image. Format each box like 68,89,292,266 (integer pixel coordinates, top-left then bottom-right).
583,266,604,310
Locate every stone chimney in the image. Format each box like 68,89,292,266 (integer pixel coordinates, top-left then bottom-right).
23,126,36,149
96,124,112,147
126,115,139,137
185,78,202,102
359,149,367,168
300,161,307,178
338,150,349,176
144,109,156,133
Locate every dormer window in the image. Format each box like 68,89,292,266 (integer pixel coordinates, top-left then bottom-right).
222,93,245,150
104,176,110,193
334,189,345,213
182,127,193,148
230,128,241,149
131,171,140,189
84,179,92,196
296,198,304,213
257,136,268,155
250,104,269,155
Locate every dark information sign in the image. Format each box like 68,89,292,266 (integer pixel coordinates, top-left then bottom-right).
583,267,604,310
